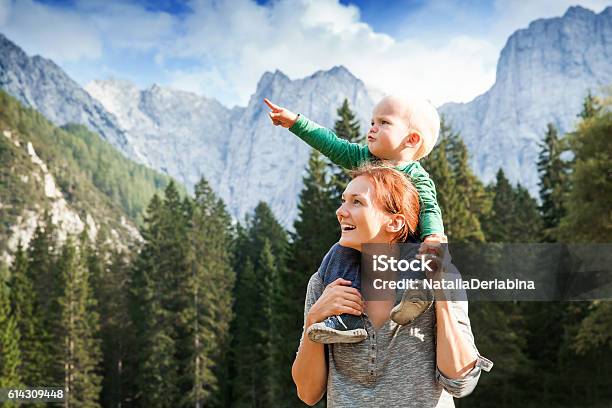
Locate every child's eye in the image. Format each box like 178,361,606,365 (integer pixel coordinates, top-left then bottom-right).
370,121,374,126
353,199,361,205
381,120,389,125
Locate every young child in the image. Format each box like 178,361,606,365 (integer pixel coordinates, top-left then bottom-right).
264,95,446,343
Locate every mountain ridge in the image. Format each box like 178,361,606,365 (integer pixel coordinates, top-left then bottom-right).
0,33,136,158
439,5,612,192
1,5,610,226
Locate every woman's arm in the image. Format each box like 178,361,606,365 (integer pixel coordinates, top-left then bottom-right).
291,314,328,406
435,301,478,378
434,300,493,398
292,277,364,405
422,246,493,397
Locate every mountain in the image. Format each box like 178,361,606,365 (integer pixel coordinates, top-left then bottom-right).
86,67,374,226
84,6,612,223
0,89,180,264
85,79,236,195
2,5,610,226
1,32,373,225
439,5,612,193
0,33,136,159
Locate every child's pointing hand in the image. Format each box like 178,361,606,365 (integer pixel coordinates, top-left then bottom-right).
263,98,299,128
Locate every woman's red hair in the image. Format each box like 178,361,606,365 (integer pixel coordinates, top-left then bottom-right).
350,165,420,243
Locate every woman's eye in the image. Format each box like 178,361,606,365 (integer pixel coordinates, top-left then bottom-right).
353,199,361,205
381,120,389,125
370,122,374,126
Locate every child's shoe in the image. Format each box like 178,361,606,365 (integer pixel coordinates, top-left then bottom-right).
307,314,367,344
390,286,433,325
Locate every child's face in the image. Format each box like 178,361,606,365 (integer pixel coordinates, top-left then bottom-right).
336,175,392,251
367,97,411,159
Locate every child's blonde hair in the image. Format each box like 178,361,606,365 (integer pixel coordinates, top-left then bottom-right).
383,94,441,160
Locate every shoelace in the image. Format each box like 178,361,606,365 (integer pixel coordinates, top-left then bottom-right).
336,315,348,330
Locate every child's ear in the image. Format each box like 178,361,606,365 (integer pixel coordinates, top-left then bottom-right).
404,131,421,148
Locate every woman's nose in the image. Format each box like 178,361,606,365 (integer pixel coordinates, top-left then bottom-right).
336,203,349,218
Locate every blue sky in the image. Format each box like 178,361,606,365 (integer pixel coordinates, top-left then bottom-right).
0,0,609,107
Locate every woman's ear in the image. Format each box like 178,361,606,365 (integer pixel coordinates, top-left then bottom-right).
386,214,406,233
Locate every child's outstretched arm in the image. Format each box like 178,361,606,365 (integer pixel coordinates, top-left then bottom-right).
264,98,370,169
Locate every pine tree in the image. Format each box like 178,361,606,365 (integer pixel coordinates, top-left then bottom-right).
206,210,236,408
231,202,288,407
482,169,542,243
27,214,58,312
484,169,515,242
57,237,102,407
26,216,62,384
87,229,135,407
330,99,363,200
9,243,46,386
468,301,530,405
573,301,612,354
248,202,289,262
537,123,569,241
558,99,611,242
578,90,602,120
554,98,612,404
231,258,258,407
0,278,22,394
181,178,235,408
420,132,455,234
130,183,186,406
232,240,279,408
445,130,488,242
255,240,278,407
130,193,175,406
512,185,543,241
421,119,488,242
223,222,251,407
333,99,362,143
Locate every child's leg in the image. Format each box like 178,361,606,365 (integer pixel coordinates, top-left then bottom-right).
307,243,367,344
320,243,361,290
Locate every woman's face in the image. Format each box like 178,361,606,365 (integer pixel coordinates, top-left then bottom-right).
336,175,395,251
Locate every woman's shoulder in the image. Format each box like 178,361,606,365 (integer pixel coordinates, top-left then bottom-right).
304,272,325,311
307,271,324,289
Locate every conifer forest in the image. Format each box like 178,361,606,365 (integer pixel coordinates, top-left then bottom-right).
1,94,611,407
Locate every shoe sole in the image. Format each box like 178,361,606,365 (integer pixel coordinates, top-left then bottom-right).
306,324,367,344
390,299,433,325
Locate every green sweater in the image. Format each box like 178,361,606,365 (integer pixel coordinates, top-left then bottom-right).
289,115,444,239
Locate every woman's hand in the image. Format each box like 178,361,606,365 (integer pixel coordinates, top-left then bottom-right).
263,98,299,128
307,278,364,326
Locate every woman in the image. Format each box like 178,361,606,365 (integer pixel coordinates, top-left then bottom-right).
291,165,492,407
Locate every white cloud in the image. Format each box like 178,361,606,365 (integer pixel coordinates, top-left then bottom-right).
76,0,176,51
0,0,102,61
162,0,497,106
0,0,177,62
0,0,11,26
